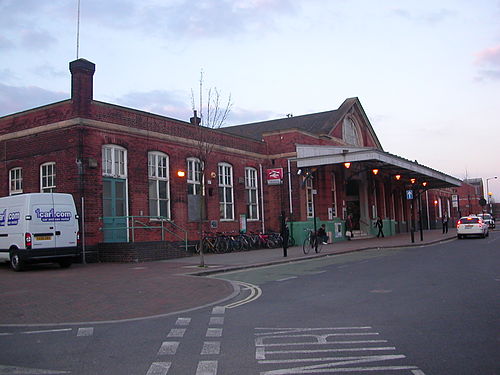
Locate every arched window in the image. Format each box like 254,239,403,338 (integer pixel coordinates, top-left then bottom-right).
218,162,234,220
102,145,127,178
343,117,361,146
187,157,203,195
9,167,23,195
40,162,56,193
245,167,259,220
148,151,170,219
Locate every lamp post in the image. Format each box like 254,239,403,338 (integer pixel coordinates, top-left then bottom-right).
486,176,497,213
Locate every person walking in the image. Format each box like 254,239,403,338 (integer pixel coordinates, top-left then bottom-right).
375,216,384,238
317,224,329,244
442,212,449,234
345,214,354,240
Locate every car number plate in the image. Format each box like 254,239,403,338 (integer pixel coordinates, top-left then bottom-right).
465,225,473,229
35,235,52,241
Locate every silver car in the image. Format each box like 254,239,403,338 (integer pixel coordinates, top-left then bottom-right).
477,213,495,229
457,216,489,239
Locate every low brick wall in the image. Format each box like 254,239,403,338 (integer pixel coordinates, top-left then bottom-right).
97,241,195,263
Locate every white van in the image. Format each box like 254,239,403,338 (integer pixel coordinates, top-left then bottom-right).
0,193,80,271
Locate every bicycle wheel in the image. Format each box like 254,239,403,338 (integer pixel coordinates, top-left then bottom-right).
315,237,323,253
302,236,313,254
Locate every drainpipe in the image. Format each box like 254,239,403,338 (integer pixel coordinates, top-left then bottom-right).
259,164,265,233
287,159,293,216
426,190,430,229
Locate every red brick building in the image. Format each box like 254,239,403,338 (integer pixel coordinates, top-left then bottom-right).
0,59,463,261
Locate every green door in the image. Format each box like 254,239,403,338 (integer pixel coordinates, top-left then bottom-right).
103,177,127,243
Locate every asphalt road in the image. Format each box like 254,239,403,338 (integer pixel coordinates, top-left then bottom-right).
0,232,498,374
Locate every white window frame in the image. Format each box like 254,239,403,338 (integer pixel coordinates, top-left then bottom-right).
218,162,234,221
306,178,314,218
9,167,23,195
343,117,361,146
102,145,127,178
148,151,170,219
245,167,259,220
331,172,337,218
40,162,56,193
187,157,203,195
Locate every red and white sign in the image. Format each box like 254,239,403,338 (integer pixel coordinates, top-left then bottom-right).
266,168,283,185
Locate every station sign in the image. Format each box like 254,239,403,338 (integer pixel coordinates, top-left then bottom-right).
266,168,283,185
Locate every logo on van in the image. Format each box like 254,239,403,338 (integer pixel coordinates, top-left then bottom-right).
35,208,72,222
0,209,5,226
7,211,20,226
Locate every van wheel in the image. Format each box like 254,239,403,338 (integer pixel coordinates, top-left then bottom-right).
58,260,72,269
9,251,23,272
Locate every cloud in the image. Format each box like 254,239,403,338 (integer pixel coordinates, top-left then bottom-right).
392,8,454,26
0,83,67,117
474,45,500,81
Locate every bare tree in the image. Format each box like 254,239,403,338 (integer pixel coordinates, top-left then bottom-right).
191,72,232,267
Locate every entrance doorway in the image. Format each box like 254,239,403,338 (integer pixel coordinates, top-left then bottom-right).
102,177,128,242
346,180,361,230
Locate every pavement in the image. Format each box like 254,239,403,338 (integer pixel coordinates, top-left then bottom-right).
0,229,458,326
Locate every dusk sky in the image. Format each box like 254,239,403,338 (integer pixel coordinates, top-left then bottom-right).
1,0,499,199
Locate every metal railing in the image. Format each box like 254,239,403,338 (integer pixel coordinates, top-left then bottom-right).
99,216,190,251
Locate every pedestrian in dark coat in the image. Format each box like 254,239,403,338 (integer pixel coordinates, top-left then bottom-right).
442,212,449,234
345,214,354,240
375,216,384,238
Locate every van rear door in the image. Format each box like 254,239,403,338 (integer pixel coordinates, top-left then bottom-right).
30,194,57,257
52,194,78,250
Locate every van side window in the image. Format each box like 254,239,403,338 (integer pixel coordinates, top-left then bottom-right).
40,162,56,193
9,167,23,195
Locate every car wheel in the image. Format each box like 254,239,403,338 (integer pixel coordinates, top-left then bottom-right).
9,250,23,272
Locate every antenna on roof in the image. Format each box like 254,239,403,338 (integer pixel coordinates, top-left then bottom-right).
76,0,81,59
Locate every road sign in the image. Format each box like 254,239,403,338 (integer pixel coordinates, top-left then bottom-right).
406,190,414,200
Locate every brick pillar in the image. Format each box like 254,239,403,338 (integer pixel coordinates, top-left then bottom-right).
69,58,95,115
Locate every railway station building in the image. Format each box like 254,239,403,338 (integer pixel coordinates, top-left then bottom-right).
0,59,464,262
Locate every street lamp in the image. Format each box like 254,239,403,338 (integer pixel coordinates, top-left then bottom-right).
486,176,497,213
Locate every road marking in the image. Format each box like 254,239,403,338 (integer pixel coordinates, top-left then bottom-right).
206,328,223,337
158,341,179,355
211,306,225,315
256,340,388,347
260,365,418,374
167,328,186,338
224,281,262,309
146,362,171,375
21,328,72,335
276,276,298,282
195,360,218,375
256,346,396,359
412,370,427,375
201,341,221,355
175,317,191,326
209,317,224,325
0,365,70,374
0,333,13,336
77,327,93,336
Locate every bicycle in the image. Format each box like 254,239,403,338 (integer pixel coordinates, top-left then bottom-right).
302,228,323,254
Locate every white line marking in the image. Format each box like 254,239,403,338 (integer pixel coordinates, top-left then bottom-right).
21,328,72,335
209,317,224,325
158,341,179,355
256,340,388,347
206,328,223,337
211,306,225,314
0,333,13,336
196,360,218,375
276,276,298,282
258,354,406,365
77,327,93,336
0,365,70,374
225,281,262,309
411,370,427,375
255,327,372,332
260,365,418,374
146,362,171,375
201,341,221,355
167,328,186,338
256,347,396,359
175,317,191,326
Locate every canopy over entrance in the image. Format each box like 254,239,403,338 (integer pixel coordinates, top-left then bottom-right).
294,145,462,189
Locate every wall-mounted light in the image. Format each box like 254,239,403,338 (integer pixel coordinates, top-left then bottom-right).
372,169,379,175
344,162,351,169
434,200,438,205
410,178,416,184
177,170,186,178
395,174,401,180
422,182,428,187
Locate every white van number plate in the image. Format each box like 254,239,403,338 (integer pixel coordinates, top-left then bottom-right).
35,235,52,241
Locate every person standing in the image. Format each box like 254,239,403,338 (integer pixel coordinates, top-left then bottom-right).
442,212,449,234
317,224,329,244
375,216,384,238
345,214,354,240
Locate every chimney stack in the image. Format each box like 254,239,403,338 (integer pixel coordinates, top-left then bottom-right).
69,58,95,115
